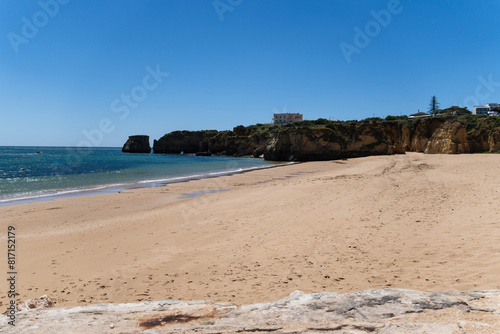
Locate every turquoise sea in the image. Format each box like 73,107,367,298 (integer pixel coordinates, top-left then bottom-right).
0,147,282,205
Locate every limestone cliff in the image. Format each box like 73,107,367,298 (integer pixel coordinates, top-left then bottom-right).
208,131,266,156
464,116,500,153
153,125,273,156
152,130,218,154
404,115,500,154
402,118,446,152
121,135,151,153
264,116,500,161
264,122,405,161
131,116,500,160
424,121,468,154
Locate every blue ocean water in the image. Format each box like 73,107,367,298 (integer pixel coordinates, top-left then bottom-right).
0,147,281,204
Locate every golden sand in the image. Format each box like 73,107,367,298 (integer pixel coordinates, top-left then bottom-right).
1,153,499,308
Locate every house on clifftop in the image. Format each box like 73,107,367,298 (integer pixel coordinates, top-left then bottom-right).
272,112,303,124
473,103,500,115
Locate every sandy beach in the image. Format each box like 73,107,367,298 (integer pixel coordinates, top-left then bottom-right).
1,152,499,309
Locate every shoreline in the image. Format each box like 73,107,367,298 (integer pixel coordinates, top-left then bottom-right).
1,153,499,309
0,160,293,207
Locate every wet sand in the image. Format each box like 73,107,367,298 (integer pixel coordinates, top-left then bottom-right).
1,153,499,308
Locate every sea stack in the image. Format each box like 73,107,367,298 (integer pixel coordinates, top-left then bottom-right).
122,135,151,153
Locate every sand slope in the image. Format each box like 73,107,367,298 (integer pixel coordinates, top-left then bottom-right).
1,153,499,308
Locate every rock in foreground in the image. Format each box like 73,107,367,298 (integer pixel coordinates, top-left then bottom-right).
5,289,500,333
122,135,151,153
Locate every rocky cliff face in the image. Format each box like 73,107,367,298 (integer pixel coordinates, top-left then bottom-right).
403,116,500,154
399,118,468,154
264,122,405,161
264,116,500,161
153,127,270,156
121,135,151,153
401,118,445,152
153,130,218,154
7,289,500,333
209,132,265,156
424,121,468,154
129,116,500,160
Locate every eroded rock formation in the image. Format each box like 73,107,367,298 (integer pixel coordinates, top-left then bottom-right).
424,121,468,154
264,122,405,161
127,116,500,161
264,116,500,161
153,130,218,154
152,127,270,156
121,135,151,153
6,289,500,333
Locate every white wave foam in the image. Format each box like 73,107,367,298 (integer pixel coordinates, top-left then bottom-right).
0,162,293,205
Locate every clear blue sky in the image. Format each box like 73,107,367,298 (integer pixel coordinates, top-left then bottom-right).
1,0,499,147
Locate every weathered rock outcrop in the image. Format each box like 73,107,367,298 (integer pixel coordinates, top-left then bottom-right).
488,128,500,153
153,127,270,156
399,118,469,154
214,129,269,156
6,289,500,333
464,116,500,153
252,145,266,158
130,116,500,160
424,121,468,154
153,130,218,154
402,118,446,152
220,135,264,156
264,122,405,161
121,135,151,153
402,116,500,154
264,116,500,161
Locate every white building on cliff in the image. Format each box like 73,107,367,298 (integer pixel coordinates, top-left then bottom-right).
472,103,500,115
272,113,303,124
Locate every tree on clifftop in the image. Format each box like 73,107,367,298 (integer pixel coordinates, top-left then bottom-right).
428,96,440,114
